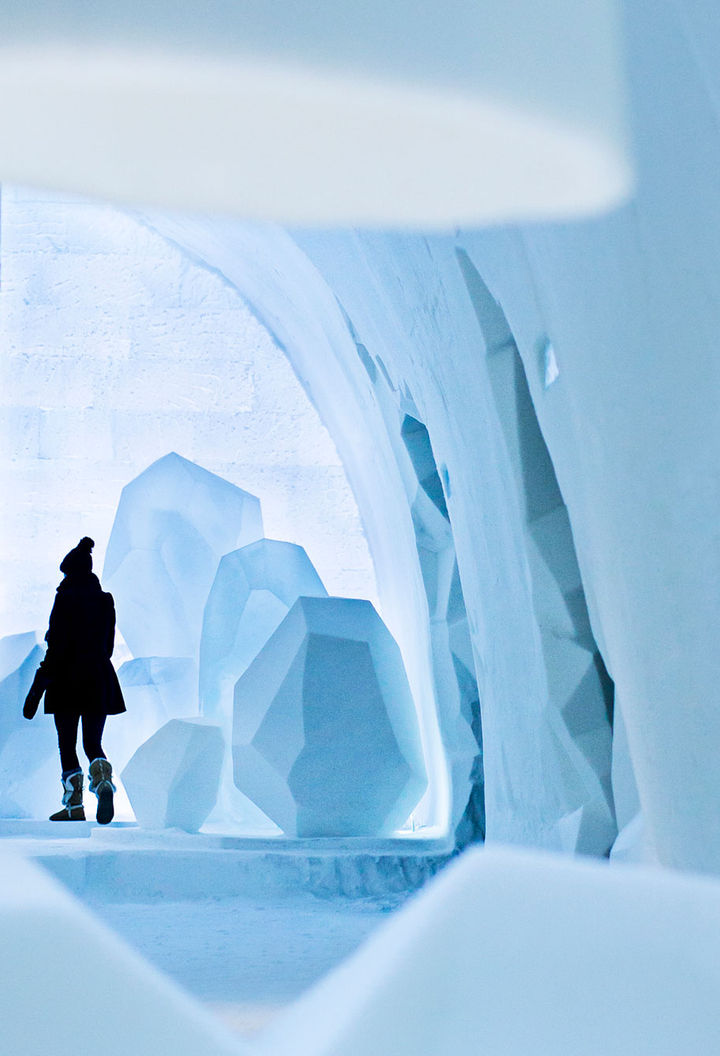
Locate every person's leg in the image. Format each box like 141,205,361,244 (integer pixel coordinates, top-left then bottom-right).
54,712,81,776
80,713,106,764
51,712,84,821
82,714,114,825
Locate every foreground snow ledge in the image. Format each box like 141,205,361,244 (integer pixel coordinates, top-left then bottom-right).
0,850,246,1056
262,845,720,1056
0,44,630,227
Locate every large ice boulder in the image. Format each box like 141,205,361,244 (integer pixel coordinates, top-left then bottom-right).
200,539,327,723
104,453,263,660
121,718,224,832
0,632,59,819
233,596,426,836
0,852,245,1056
265,846,720,1056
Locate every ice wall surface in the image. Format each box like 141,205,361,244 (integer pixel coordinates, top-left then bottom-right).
233,596,427,836
265,846,720,1056
104,452,263,660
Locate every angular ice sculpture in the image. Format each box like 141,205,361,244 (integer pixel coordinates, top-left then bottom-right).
0,727,60,820
0,632,59,819
200,539,327,722
102,657,199,775
0,852,245,1056
265,846,720,1056
121,718,224,832
104,453,263,660
0,631,44,743
233,596,426,836
119,656,197,725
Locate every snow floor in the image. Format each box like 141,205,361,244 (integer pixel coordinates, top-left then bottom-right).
0,822,450,1039
91,892,400,1036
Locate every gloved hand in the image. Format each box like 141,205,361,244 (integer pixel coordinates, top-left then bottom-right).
23,670,47,720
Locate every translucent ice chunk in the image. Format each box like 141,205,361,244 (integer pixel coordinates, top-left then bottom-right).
104,453,263,660
233,596,426,836
121,718,224,832
0,632,58,819
200,539,327,723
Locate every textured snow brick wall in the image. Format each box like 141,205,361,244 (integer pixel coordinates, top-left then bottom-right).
0,851,245,1056
233,596,427,836
263,846,720,1056
0,186,376,643
122,718,224,832
104,452,263,660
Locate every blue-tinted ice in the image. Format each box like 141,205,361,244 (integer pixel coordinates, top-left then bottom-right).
104,453,263,661
233,596,426,836
200,539,327,723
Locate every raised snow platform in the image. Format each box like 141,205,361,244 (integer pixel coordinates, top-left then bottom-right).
0,822,451,902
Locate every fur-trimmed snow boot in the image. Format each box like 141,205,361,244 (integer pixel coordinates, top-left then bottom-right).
88,757,115,825
50,769,85,821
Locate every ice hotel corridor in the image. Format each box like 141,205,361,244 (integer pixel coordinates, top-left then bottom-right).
4,1,720,1055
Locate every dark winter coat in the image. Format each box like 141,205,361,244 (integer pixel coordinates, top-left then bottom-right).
39,572,126,717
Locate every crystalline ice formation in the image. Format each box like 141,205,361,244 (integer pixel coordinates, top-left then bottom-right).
118,657,197,723
200,539,327,723
102,657,199,774
233,596,426,836
121,718,224,832
0,727,59,819
0,853,245,1056
0,632,44,743
0,632,59,818
264,846,720,1056
103,452,263,661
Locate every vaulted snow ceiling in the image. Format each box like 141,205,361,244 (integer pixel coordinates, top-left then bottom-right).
2,0,719,874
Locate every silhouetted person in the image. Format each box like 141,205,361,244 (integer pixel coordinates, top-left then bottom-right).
23,537,126,823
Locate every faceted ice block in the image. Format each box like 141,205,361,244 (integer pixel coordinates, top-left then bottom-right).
0,632,44,743
200,538,327,723
233,596,426,836
121,718,224,832
119,656,197,723
104,656,199,774
104,453,263,660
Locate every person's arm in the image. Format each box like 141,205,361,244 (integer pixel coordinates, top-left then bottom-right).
23,666,48,719
44,592,67,654
105,594,116,659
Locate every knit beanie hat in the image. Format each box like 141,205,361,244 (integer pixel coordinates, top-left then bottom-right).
60,536,94,575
